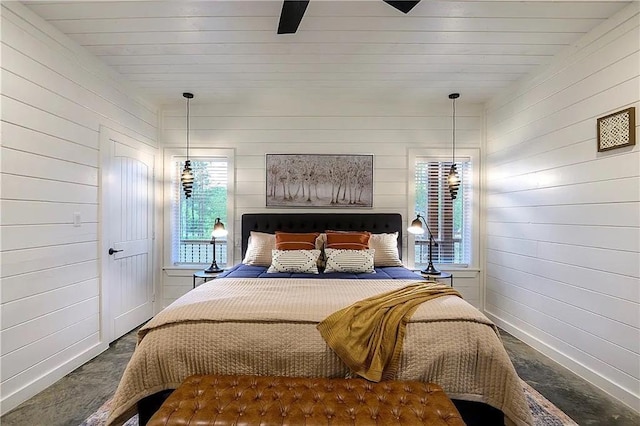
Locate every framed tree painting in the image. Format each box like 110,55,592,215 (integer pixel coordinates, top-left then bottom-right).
266,154,373,208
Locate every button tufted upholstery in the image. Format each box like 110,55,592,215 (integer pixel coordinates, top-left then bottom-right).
147,374,465,426
240,213,403,261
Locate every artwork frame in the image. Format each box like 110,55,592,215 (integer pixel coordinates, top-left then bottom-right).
597,107,636,152
266,154,373,208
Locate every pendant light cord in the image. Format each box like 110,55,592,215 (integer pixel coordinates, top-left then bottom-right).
183,92,194,162
186,96,190,161
451,96,456,165
448,92,459,166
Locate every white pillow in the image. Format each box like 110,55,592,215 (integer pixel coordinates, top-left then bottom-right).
324,248,375,274
267,249,321,274
242,232,276,266
368,232,403,267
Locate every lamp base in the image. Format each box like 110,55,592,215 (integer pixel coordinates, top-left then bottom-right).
204,261,222,273
421,263,441,275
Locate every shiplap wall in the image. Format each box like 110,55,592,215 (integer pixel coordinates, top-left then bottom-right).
0,3,157,413
484,3,639,410
159,94,483,308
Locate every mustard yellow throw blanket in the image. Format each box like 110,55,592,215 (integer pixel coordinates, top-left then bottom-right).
317,282,461,382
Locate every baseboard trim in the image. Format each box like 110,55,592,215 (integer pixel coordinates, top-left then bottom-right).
486,311,640,413
0,341,108,414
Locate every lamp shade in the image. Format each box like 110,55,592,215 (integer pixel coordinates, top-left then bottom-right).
212,218,228,238
407,216,425,235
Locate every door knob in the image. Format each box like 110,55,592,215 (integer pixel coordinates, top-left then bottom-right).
108,248,123,255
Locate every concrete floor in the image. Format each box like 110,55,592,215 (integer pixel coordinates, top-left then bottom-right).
0,330,137,426
1,328,638,426
499,331,639,425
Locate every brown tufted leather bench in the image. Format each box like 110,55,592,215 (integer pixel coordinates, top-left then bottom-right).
147,374,465,425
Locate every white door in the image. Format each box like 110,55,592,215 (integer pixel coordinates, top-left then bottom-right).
101,128,154,342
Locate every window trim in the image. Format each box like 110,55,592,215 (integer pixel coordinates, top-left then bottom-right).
407,147,480,270
163,147,235,270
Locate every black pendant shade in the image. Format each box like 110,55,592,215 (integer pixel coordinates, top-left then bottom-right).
181,159,193,198
448,163,460,200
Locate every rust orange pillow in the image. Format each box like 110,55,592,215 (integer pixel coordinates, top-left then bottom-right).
325,231,370,250
275,232,320,250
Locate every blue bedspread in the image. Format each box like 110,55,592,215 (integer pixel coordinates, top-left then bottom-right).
218,263,423,280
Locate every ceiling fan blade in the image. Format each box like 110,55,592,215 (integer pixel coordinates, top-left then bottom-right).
277,1,310,34
383,1,420,14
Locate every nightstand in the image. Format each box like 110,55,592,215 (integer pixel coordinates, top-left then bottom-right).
415,271,453,287
193,270,224,289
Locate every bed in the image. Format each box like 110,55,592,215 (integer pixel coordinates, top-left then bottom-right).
107,213,533,426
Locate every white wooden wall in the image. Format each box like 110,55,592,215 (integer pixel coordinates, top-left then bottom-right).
159,94,483,308
484,3,639,410
0,3,158,413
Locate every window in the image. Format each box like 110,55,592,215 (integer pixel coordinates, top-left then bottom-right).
171,156,230,266
414,158,472,267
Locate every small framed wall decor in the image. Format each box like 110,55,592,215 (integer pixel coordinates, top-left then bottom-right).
597,107,636,152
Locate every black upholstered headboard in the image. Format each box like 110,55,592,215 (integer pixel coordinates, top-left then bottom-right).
241,213,403,259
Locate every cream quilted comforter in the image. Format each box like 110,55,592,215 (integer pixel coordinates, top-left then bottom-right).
107,278,533,426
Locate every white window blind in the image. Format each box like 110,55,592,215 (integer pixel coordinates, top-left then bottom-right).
414,158,472,266
172,157,228,265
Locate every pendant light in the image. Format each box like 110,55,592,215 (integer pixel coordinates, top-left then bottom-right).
181,92,194,198
447,92,461,200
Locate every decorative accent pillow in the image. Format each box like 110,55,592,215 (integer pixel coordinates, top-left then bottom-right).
324,248,375,274
242,231,276,266
325,231,371,250
275,232,320,250
267,249,321,274
368,232,403,267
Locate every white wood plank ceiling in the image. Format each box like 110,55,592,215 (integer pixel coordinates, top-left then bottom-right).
24,1,631,106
